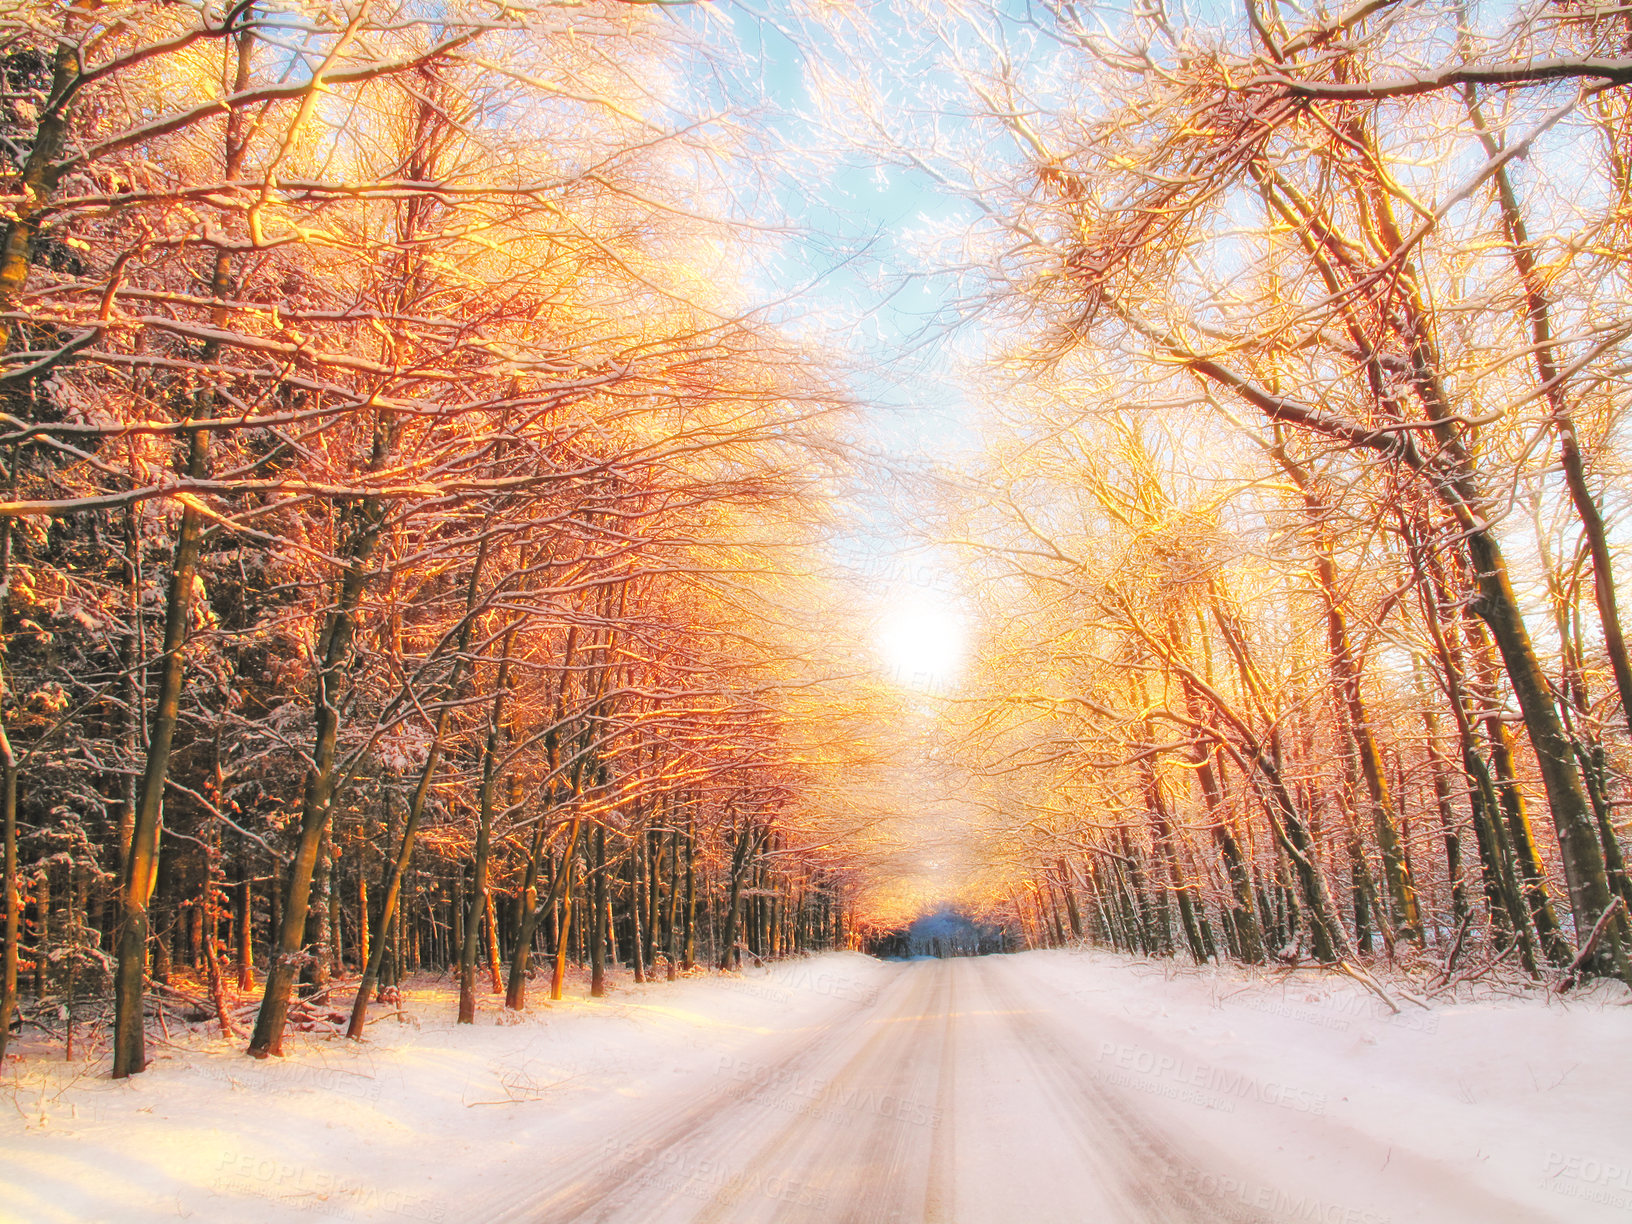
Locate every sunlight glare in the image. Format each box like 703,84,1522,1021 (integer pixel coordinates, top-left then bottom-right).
874,594,967,691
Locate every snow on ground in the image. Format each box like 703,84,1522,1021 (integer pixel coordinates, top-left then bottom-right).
0,956,889,1224
0,949,1627,1223
1005,948,1632,1224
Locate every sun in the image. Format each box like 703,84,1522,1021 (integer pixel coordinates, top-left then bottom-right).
874,594,967,690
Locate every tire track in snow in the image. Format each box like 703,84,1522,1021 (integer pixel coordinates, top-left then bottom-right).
484,965,908,1223
922,957,959,1223
979,960,1234,1223
689,958,950,1224
483,957,1255,1223
499,960,955,1223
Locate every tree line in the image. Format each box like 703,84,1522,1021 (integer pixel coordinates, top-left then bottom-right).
831,0,1632,982
0,0,864,1079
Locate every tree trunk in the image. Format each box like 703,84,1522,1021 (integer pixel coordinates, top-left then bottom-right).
0,757,17,1071
113,477,206,1077
0,509,16,1070
114,25,256,1075
1181,686,1264,962
627,833,646,984
665,830,681,980
682,815,697,971
1419,701,1470,931
1404,514,1539,970
550,825,578,1001
118,507,142,888
299,832,332,1001
1273,445,1421,940
0,35,79,349
460,624,516,1023
507,826,576,1010
235,840,255,991
202,847,235,1039
249,461,387,1057
1467,87,1632,737
1462,523,1629,977
330,855,344,975
356,872,369,979
346,551,493,1036
590,827,608,997
1462,617,1573,968
458,804,491,1024
505,850,543,1009
644,827,660,972
718,823,760,970
1055,857,1084,938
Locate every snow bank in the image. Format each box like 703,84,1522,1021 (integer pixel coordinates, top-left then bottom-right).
0,954,889,1224
1007,947,1632,1224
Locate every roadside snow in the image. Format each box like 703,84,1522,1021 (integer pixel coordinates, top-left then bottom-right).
1015,947,1632,1224
0,955,888,1224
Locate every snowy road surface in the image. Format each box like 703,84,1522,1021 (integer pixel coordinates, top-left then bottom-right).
4,949,1628,1223
497,955,1234,1223
484,955,1591,1224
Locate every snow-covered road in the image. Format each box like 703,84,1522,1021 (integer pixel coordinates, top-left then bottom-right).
504,955,1227,1223
4,950,1628,1223
484,954,1605,1224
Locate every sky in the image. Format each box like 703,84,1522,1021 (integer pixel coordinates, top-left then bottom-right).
664,1,1005,693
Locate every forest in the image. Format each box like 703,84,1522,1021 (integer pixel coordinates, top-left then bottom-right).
912,0,1632,991
1,0,1630,1091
